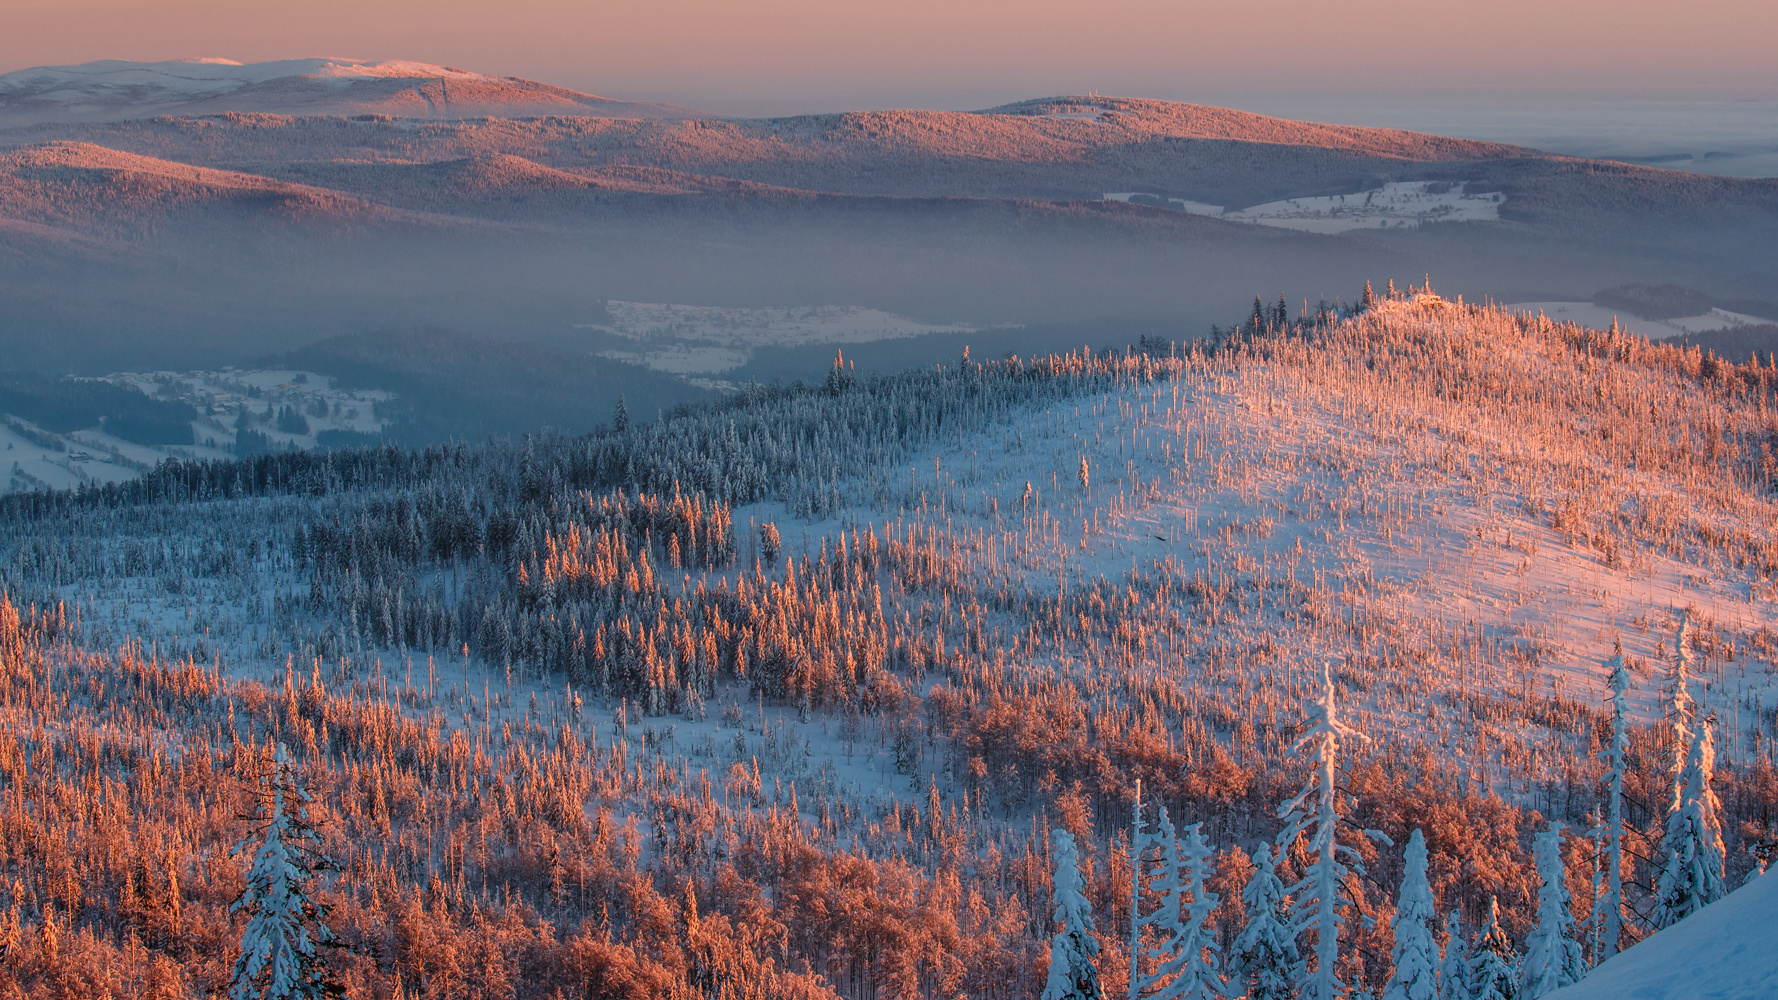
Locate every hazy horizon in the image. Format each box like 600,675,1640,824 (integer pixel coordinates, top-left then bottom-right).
10,0,1777,117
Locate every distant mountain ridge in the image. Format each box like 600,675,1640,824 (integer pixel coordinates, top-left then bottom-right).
1,58,1775,376
0,58,701,127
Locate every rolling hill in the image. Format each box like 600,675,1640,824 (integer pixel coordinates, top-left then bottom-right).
1,58,1775,398
0,57,699,127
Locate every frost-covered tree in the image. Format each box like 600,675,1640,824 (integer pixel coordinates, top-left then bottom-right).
229,743,340,1000
1130,791,1174,1000
1438,912,1472,1000
1045,828,1105,1000
1231,843,1296,1000
1152,822,1224,1000
1384,829,1439,1000
1131,789,1152,1000
1652,719,1726,928
1278,661,1389,1000
1663,615,1697,807
1468,898,1517,1000
1592,645,1630,960
1521,824,1585,997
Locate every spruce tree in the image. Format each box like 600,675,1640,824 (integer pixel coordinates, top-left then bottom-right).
1663,615,1697,808
1438,912,1472,1000
1652,719,1727,928
1231,842,1296,1000
1468,898,1517,1000
1384,829,1439,1000
1152,822,1224,1000
229,743,341,1000
1278,661,1388,1000
1521,824,1585,997
1593,644,1630,959
1130,791,1173,1000
1045,828,1105,1000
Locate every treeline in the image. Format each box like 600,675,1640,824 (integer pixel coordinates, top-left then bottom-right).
0,373,195,447
270,327,713,446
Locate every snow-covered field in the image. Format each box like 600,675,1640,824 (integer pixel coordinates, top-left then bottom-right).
99,367,392,450
1107,180,1505,232
0,368,392,495
1507,302,1773,342
589,300,978,375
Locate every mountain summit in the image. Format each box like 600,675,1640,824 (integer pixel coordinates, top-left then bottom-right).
0,57,702,126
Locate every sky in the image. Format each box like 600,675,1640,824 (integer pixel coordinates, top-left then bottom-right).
7,0,1776,118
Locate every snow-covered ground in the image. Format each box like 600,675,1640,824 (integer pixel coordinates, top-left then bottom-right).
1106,181,1505,232
56,296,1777,810
1507,302,1773,342
588,301,978,375
0,416,188,494
776,304,1776,751
99,367,392,451
1547,869,1776,1000
0,368,393,495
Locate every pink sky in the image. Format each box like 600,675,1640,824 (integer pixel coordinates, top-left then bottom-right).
8,0,1776,115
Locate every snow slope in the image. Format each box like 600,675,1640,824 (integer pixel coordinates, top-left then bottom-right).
1508,302,1773,342
1107,181,1504,232
1547,871,1777,1000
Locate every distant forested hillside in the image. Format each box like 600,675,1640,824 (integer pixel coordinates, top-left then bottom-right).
1660,324,1778,363
273,328,711,445
0,372,195,445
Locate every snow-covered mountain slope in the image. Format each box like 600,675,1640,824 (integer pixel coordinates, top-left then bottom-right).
0,140,423,236
0,58,700,127
1,292,1775,997
1547,871,1777,1000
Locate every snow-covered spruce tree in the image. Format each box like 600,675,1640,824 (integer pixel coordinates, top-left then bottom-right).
1592,644,1630,960
1520,824,1585,997
1130,795,1177,1000
1231,842,1297,1000
1663,615,1697,806
1131,788,1151,1000
1438,912,1472,1000
1152,822,1225,1000
1468,898,1518,1000
229,742,341,1000
1384,829,1439,1000
1046,828,1105,1000
1277,661,1389,1000
1652,719,1727,928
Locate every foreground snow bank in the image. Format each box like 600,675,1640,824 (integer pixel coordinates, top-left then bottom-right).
1549,870,1777,1000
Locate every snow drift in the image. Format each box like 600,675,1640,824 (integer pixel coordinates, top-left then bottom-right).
1548,871,1776,1000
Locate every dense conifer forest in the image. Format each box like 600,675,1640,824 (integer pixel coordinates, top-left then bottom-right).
0,287,1774,999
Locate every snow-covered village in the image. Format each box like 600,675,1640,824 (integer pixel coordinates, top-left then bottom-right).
3,7,1777,998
